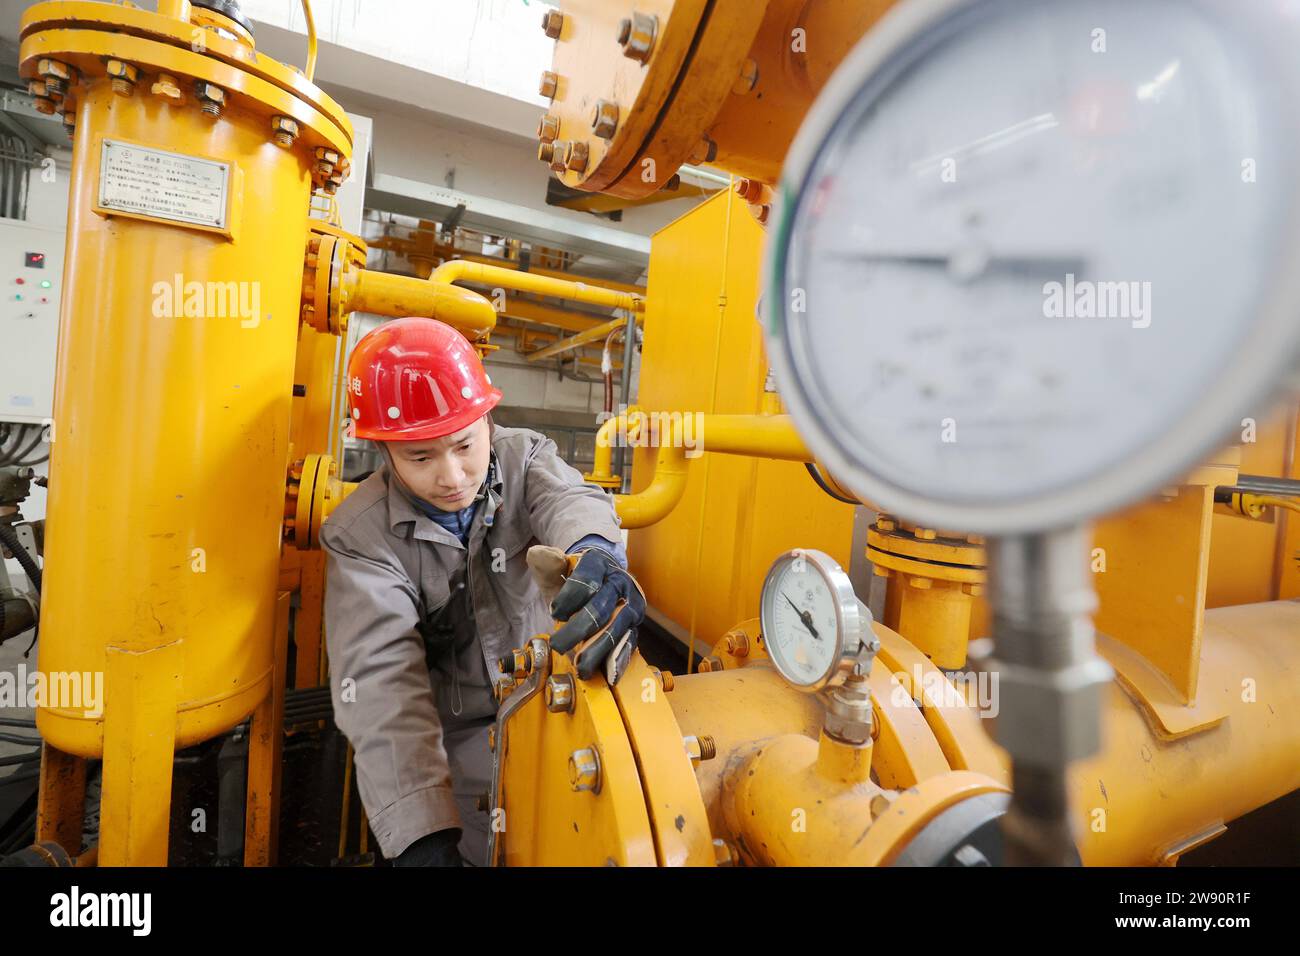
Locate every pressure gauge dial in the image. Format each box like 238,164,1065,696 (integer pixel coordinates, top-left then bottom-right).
760,549,869,691
765,0,1300,534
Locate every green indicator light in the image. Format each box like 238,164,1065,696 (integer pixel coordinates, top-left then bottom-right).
40,280,51,288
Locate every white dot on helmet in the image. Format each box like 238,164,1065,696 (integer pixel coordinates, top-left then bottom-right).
461,386,472,399
387,406,400,419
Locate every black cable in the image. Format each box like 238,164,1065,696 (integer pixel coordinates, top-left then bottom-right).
1,426,43,468
0,769,39,787
0,732,40,746
0,813,38,856
804,461,857,504
0,717,37,728
0,523,41,592
0,750,40,767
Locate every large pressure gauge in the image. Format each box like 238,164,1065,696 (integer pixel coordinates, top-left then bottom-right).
764,0,1300,534
760,549,870,691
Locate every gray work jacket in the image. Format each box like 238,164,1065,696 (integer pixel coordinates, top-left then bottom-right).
320,424,623,859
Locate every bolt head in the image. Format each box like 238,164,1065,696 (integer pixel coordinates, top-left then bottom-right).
151,75,183,101
548,140,570,172
591,100,619,140
733,58,759,94
568,747,600,792
564,140,589,173
538,71,558,99
33,97,56,115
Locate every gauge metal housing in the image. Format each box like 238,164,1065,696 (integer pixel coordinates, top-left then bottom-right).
763,0,1300,534
759,549,866,691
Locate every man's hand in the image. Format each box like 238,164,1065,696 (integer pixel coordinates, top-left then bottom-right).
528,545,645,684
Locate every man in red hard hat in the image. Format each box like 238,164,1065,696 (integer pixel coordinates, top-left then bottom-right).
321,317,644,867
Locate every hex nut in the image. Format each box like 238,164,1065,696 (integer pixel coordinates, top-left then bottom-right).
537,113,560,142
105,59,138,82
618,12,658,63
591,100,619,140
106,59,139,97
568,747,600,792
689,137,717,165
538,71,558,99
545,674,575,713
272,115,300,148
542,10,564,39
537,141,557,164
724,632,750,657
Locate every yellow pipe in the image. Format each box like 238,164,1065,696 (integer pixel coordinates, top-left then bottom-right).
596,412,824,527
299,0,317,82
526,314,642,363
1070,599,1300,865
157,0,192,22
430,259,644,314
342,268,497,339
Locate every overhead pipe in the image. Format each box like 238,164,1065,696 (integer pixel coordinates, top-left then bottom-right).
429,260,644,314
341,268,498,339
526,314,643,363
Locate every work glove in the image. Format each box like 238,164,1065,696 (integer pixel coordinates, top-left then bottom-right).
392,827,464,867
526,545,645,684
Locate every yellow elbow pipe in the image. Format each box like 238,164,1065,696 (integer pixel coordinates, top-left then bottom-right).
612,413,820,528
342,269,497,339
430,260,644,314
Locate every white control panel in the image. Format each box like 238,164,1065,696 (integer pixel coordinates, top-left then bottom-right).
0,218,64,425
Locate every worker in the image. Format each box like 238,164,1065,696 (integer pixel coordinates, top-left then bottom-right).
320,317,645,867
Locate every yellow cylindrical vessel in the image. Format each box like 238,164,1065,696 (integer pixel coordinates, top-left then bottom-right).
23,2,353,758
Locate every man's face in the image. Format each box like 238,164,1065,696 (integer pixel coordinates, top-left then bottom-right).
387,416,491,512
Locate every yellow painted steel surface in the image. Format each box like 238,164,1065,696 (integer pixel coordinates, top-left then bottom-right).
26,6,352,761
608,655,714,865
627,190,856,646
1075,600,1300,865
497,653,657,866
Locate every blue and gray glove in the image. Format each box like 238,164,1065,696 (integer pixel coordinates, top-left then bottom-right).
528,544,646,684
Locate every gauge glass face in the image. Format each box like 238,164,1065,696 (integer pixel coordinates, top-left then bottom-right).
780,0,1296,517
761,556,843,686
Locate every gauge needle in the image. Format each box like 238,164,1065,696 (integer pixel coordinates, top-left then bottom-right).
829,250,1088,282
784,593,820,640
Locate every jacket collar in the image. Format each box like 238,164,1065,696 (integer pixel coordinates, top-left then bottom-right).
385,447,505,541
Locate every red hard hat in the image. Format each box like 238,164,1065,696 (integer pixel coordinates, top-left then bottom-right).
347,317,503,442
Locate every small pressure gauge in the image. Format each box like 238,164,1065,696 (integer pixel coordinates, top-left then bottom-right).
760,549,870,691
765,0,1300,534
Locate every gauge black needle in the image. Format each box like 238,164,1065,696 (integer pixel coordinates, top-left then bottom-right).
784,593,820,640
828,251,1088,281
